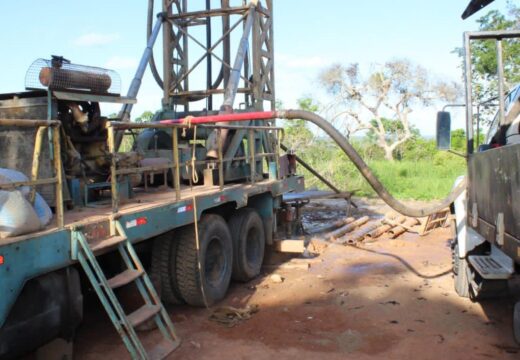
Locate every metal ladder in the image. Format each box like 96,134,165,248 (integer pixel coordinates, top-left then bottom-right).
72,220,180,359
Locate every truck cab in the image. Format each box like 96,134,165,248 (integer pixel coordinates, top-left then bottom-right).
437,28,520,342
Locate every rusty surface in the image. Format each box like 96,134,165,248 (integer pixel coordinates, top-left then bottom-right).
348,221,383,244
320,216,368,241
389,218,420,239
39,67,112,93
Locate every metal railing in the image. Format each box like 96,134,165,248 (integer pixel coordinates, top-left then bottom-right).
0,119,64,228
106,121,283,215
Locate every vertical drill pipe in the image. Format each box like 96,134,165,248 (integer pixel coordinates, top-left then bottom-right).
30,126,47,203
162,0,173,107
182,0,190,112
116,15,163,149
52,126,64,228
173,127,181,200
222,5,255,108
147,0,163,88
222,0,231,88
206,5,256,158
206,0,213,110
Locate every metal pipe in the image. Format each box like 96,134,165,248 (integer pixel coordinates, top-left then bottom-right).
280,143,353,204
349,221,382,243
173,128,181,200
248,129,255,183
222,0,231,88
329,216,369,242
222,5,255,109
162,0,172,108
206,4,256,158
308,217,355,235
206,0,213,110
0,119,60,127
30,126,47,203
464,32,475,154
217,129,224,190
0,178,58,190
116,14,163,148
107,125,119,214
147,0,164,88
366,224,393,239
52,126,64,228
497,39,506,126
388,218,420,238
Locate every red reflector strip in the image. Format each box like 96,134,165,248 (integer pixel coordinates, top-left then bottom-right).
0,255,4,265
136,217,148,226
177,204,194,213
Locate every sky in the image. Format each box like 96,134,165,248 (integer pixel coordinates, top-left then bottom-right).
0,0,510,136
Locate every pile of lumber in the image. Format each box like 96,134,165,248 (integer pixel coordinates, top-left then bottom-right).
312,210,450,245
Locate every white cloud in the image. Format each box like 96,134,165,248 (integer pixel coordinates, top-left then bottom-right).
104,56,138,70
74,32,120,47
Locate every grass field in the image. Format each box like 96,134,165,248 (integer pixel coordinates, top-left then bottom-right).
298,148,466,200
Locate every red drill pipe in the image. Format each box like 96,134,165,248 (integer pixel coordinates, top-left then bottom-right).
160,111,277,125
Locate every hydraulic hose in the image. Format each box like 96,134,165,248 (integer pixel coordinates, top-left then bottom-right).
161,109,466,217
277,110,466,218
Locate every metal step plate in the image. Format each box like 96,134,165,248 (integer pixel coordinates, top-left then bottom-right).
468,254,514,280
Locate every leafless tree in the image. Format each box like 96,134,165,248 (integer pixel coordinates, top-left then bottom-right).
319,59,460,161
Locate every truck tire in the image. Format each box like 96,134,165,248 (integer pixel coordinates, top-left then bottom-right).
151,232,184,304
229,208,265,282
176,214,233,306
514,302,520,344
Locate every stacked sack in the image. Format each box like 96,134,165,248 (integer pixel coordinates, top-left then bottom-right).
0,168,53,238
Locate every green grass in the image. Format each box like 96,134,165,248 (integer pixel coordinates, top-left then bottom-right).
297,149,466,201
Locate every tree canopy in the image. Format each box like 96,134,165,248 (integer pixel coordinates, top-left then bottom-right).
319,59,459,160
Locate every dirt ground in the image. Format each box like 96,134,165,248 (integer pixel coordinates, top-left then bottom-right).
74,198,520,359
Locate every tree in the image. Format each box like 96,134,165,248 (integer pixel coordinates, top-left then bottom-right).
284,97,317,150
471,4,520,86
456,3,520,121
319,60,459,161
134,110,154,123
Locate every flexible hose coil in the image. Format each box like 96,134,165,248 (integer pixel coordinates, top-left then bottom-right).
277,110,466,218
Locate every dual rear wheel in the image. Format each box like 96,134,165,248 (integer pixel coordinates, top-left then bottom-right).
151,208,265,306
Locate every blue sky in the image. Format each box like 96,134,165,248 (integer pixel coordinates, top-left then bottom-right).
0,1,509,135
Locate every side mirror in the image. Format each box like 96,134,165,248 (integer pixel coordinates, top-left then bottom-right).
436,111,451,150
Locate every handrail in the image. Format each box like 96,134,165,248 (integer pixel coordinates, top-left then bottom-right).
0,118,64,228
106,121,283,215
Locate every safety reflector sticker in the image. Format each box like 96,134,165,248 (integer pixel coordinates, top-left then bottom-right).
0,255,4,265
214,195,226,204
126,217,148,229
177,204,194,213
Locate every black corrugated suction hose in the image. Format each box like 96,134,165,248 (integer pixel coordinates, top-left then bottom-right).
277,109,466,218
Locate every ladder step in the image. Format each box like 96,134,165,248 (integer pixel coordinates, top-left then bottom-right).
128,304,161,328
148,338,180,360
90,235,127,252
107,269,143,289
